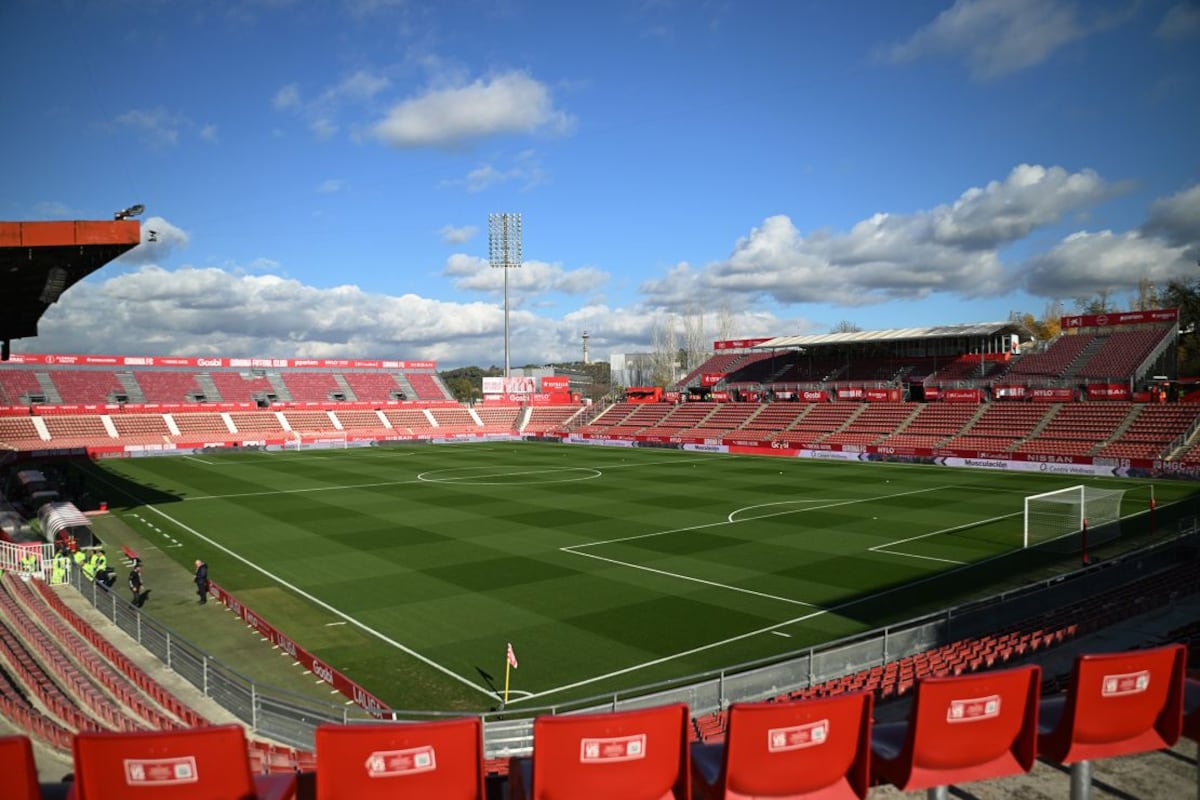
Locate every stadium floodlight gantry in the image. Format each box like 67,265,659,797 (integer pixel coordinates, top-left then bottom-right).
0,220,141,360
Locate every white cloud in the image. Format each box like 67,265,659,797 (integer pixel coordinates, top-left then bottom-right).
119,217,190,266
273,70,390,140
316,179,346,194
26,172,1194,369
441,151,549,193
640,164,1117,310
1020,230,1196,297
1158,2,1200,40
1141,183,1200,253
439,224,478,244
34,264,665,368
199,124,219,143
273,84,301,110
112,107,187,147
887,0,1088,79
370,71,574,148
443,254,608,299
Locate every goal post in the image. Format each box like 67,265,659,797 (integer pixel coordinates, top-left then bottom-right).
1023,484,1126,549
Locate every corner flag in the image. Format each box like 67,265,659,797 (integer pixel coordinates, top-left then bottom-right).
503,642,519,704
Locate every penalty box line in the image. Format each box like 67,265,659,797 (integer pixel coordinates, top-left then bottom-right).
561,485,951,609
869,510,1024,565
520,488,1000,706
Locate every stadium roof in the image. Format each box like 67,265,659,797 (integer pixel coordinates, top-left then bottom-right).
755,321,1028,349
0,219,141,358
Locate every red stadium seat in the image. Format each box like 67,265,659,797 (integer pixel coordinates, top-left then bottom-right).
0,734,41,800
1038,644,1186,798
72,724,297,800
508,703,691,800
314,718,485,800
871,664,1040,795
690,692,872,799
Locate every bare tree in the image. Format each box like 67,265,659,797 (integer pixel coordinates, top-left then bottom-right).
650,314,679,387
1129,278,1162,311
1073,289,1117,314
715,303,736,344
831,320,862,333
681,303,708,375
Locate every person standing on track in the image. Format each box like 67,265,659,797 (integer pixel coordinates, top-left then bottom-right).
194,559,209,604
129,560,149,607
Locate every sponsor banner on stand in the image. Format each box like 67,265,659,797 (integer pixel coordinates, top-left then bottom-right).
1086,384,1131,400
3,352,437,370
1061,308,1177,329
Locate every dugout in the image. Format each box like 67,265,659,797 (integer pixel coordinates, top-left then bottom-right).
38,501,101,549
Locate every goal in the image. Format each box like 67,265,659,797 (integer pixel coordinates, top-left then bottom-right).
1023,485,1125,549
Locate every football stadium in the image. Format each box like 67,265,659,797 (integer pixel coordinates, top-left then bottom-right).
1,217,1199,798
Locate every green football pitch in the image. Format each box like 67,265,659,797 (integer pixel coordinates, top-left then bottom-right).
75,443,1197,711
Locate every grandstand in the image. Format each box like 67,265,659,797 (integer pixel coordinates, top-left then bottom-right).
1,220,1198,796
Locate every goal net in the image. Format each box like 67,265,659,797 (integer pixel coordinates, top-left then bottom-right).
1023,485,1125,549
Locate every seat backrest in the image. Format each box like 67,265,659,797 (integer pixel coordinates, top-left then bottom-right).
1041,643,1185,764
72,724,257,800
314,718,485,800
529,703,690,800
0,734,41,800
721,692,871,799
900,665,1040,788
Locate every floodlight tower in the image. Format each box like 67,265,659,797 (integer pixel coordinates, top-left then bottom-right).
582,330,590,365
488,213,523,378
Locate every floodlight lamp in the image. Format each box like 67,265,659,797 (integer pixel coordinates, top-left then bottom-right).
113,203,146,220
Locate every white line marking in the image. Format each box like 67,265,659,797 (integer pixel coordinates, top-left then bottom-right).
184,456,215,465
140,501,495,697
868,510,1021,564
567,548,820,607
771,631,791,637
872,549,966,565
82,466,497,699
178,455,713,501
569,486,947,552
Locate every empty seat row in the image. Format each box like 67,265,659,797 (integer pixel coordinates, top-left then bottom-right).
8,646,1196,799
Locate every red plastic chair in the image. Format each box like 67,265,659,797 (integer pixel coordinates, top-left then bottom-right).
314,718,485,800
871,664,1040,796
0,734,41,800
508,702,690,800
1038,644,1186,800
72,724,296,800
691,692,872,799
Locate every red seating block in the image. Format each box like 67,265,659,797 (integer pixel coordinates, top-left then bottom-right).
0,734,40,800
509,703,691,800
871,664,1040,794
314,717,485,800
691,692,872,799
1038,643,1185,764
1038,644,1186,799
72,724,297,799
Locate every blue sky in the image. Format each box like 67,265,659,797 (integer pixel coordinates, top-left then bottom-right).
2,0,1198,369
